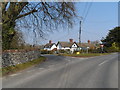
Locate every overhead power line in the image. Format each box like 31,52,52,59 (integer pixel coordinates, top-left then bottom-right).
82,30,102,37
82,2,89,18
83,2,93,23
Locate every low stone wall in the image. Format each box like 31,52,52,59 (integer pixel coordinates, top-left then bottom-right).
2,49,41,67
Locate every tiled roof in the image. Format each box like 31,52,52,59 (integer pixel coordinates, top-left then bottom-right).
77,43,96,49
44,43,56,48
44,41,96,49
39,45,44,49
57,42,77,47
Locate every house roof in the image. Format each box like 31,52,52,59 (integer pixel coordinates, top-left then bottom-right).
39,45,44,49
44,41,96,49
78,43,96,49
57,42,78,47
44,43,56,48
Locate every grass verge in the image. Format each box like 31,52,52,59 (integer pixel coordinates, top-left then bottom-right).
0,56,46,77
59,53,110,57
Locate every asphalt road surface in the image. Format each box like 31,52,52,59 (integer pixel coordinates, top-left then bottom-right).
2,53,118,88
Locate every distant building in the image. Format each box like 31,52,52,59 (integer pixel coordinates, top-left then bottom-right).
78,40,96,50
43,39,97,53
44,40,57,51
56,39,79,53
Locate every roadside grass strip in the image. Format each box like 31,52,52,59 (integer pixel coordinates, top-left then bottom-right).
0,56,46,77
60,53,110,58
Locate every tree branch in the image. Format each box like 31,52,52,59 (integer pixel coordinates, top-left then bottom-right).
16,9,37,19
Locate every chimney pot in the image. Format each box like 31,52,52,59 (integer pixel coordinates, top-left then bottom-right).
49,40,52,44
69,39,73,43
88,40,90,44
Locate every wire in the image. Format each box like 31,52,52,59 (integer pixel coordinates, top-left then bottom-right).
82,2,89,18
82,30,102,37
83,1,93,23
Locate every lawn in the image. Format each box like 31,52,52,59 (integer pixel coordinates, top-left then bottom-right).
1,56,46,77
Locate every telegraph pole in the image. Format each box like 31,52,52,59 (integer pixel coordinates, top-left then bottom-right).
79,20,82,48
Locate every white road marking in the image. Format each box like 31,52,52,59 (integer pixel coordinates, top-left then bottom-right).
39,68,44,70
71,56,92,59
9,73,21,77
71,57,76,58
47,68,54,71
27,71,31,72
0,77,5,80
80,58,89,59
71,57,89,60
49,65,54,67
27,70,35,73
99,60,108,66
112,53,117,54
68,60,71,62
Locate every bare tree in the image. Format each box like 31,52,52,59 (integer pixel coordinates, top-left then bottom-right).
2,2,76,50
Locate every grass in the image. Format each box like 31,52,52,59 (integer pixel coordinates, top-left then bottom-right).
59,53,110,57
0,56,46,77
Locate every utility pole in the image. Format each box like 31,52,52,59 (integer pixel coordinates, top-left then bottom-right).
79,20,82,49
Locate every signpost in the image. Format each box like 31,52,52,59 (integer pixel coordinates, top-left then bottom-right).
100,44,104,53
87,47,89,53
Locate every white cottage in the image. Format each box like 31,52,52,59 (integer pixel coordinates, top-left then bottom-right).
43,39,96,53
44,40,57,51
56,39,79,53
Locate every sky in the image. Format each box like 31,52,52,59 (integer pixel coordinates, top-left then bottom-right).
45,2,118,44
22,2,118,45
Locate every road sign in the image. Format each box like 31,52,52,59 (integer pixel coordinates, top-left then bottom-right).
100,44,104,47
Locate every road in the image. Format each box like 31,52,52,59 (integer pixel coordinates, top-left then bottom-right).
2,53,118,88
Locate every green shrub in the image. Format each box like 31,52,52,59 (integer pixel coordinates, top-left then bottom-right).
106,47,119,52
40,50,54,54
59,50,67,53
73,50,79,54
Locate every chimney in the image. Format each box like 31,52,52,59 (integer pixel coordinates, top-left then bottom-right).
88,40,90,44
49,40,52,44
69,39,73,43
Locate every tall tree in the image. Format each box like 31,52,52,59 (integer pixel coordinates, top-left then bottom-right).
10,30,25,49
101,27,120,47
2,2,76,50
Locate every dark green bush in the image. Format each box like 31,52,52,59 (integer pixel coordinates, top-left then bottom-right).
106,47,120,52
40,50,54,54
59,50,67,53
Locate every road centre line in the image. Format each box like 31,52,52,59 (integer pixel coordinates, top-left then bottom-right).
39,68,44,69
99,60,108,66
